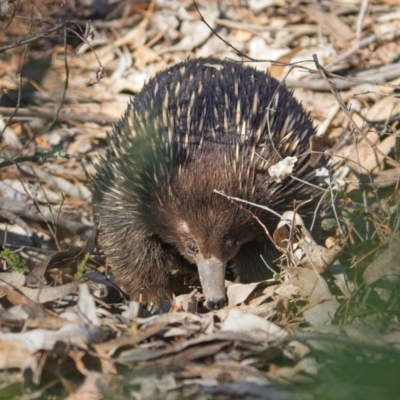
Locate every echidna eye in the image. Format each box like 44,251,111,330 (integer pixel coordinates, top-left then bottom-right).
186,241,199,255
224,236,238,250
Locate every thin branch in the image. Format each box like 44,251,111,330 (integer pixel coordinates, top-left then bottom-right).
312,54,399,169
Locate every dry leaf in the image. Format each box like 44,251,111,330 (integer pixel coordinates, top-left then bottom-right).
287,269,339,327
227,282,259,306
363,236,400,285
222,308,287,342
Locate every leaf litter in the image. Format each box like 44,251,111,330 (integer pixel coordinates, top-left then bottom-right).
1,0,400,398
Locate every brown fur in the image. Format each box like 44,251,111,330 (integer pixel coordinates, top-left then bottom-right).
92,57,327,308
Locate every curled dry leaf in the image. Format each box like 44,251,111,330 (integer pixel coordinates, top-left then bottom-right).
273,211,342,273
273,211,314,253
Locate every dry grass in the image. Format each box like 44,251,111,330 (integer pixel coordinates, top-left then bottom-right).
0,1,399,399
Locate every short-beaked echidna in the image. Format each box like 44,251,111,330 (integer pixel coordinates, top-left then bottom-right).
93,57,326,310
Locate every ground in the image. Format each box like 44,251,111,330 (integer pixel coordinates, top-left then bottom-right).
0,1,400,399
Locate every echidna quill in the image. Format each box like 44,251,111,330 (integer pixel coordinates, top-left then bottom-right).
93,57,327,310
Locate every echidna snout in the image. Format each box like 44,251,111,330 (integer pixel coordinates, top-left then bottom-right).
167,218,246,310
193,257,226,310
177,234,228,310
93,57,327,310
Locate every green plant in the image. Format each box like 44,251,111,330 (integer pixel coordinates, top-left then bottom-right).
74,252,90,280
1,248,29,273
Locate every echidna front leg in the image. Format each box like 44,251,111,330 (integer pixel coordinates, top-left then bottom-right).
99,227,177,305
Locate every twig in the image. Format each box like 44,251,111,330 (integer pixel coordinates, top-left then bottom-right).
0,197,92,239
356,0,369,38
312,54,399,169
0,107,119,126
325,26,400,70
0,19,70,54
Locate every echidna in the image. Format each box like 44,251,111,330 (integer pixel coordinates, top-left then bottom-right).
93,57,326,310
